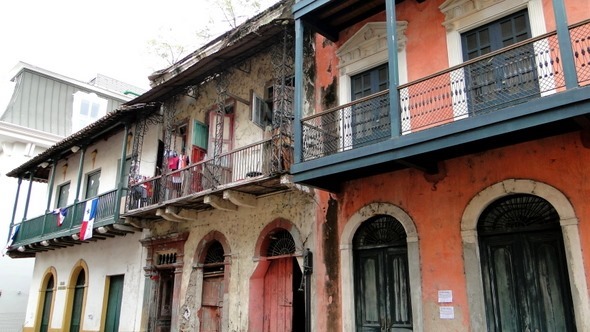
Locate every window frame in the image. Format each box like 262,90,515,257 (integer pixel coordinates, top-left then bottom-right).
85,170,101,199
72,91,108,133
56,181,71,208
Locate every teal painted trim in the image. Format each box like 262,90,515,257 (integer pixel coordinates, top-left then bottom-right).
8,177,22,243
294,19,304,163
553,0,578,88
73,148,86,204
22,172,34,221
386,0,401,138
292,86,590,182
45,160,58,213
114,124,129,219
293,0,331,19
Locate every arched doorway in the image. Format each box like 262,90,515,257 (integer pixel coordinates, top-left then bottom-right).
262,229,304,332
39,274,55,332
353,215,412,331
478,194,575,331
200,241,225,332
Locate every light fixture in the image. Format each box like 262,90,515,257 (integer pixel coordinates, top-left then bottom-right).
17,246,25,252
70,146,80,153
39,161,49,168
40,240,50,247
71,234,79,240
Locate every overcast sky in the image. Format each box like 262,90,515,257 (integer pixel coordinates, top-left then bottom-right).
0,0,278,111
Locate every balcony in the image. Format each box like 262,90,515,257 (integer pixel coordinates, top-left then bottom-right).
125,134,294,220
6,190,136,258
293,20,590,191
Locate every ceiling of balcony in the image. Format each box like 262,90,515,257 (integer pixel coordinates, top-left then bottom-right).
297,0,424,41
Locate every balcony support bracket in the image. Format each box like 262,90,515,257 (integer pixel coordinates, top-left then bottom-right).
156,207,192,223
223,190,257,208
205,195,238,211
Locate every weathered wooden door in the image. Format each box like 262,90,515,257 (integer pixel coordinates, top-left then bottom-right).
200,276,224,332
263,257,294,332
480,232,575,331
355,248,412,331
478,194,576,331
354,216,412,331
104,275,124,332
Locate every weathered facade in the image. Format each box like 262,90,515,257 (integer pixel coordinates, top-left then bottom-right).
292,0,590,331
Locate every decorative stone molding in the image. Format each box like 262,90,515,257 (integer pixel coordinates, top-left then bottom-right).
440,0,527,31
336,21,408,70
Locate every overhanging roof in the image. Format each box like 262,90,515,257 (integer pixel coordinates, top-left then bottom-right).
127,0,294,105
6,103,160,181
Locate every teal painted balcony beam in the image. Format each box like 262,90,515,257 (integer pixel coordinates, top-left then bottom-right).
45,160,58,213
8,177,22,243
553,0,578,88
21,172,34,222
114,124,130,219
294,18,304,164
386,0,401,138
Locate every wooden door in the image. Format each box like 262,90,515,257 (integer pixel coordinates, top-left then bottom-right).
263,258,294,332
480,231,575,331
69,270,85,332
104,275,124,332
355,248,412,331
200,276,224,332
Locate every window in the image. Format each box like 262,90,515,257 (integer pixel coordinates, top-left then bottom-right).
252,93,272,128
350,64,390,146
72,91,108,132
192,120,208,150
461,10,538,114
56,182,70,208
85,171,100,199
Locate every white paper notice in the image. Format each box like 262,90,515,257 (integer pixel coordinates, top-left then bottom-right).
440,306,455,319
438,290,453,303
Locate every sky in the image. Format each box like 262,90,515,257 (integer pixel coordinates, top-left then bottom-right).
0,0,279,111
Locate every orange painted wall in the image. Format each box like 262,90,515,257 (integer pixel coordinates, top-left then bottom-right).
332,131,590,330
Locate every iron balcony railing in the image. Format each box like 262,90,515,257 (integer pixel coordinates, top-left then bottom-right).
127,134,293,210
8,189,119,249
301,20,590,161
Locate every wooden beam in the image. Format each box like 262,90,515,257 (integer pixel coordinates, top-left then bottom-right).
204,195,238,211
223,190,257,208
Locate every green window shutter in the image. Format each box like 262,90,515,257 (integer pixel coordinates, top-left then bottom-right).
193,121,208,149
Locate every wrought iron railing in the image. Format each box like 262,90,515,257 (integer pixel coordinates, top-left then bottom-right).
127,134,293,211
9,189,119,248
301,20,590,162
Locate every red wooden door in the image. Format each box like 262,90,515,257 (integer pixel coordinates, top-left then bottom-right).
200,276,224,332
263,258,293,332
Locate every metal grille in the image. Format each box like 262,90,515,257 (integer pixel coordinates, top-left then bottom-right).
478,194,559,235
570,20,590,85
204,241,225,264
300,21,590,162
157,252,178,265
267,230,296,257
353,215,407,249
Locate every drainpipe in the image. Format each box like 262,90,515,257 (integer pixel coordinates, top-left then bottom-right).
70,147,86,229
386,0,400,138
114,124,130,220
303,248,313,332
8,177,22,243
552,0,577,88
22,172,34,222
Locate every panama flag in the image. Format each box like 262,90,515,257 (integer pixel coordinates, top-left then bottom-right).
52,208,68,226
80,198,98,241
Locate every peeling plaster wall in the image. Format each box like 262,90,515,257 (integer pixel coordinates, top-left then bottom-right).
148,189,317,332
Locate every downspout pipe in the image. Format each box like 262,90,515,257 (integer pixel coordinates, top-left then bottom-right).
386,0,400,138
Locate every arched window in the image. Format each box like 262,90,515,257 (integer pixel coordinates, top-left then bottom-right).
353,215,412,331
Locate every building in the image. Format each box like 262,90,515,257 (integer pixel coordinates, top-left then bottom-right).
4,1,319,331
2,63,146,332
122,1,317,331
291,0,590,331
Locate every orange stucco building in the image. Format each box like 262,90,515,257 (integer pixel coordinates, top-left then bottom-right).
292,0,590,331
